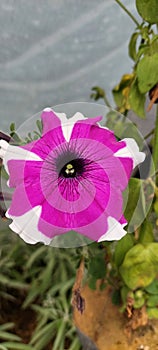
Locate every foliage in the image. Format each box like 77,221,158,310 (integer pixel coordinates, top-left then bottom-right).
91,0,158,119
0,227,81,349
1,1,158,347
89,0,158,322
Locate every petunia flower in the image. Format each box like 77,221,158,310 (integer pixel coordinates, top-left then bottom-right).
0,109,145,246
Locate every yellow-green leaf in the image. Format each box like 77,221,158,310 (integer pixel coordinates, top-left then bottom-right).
137,53,158,93
136,0,158,24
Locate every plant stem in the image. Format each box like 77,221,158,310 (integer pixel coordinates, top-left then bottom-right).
144,128,155,140
114,0,140,27
152,105,158,173
103,94,112,109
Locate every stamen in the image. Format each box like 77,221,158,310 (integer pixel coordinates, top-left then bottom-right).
58,157,85,179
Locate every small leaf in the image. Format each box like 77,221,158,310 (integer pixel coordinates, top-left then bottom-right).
145,279,158,295
133,290,145,309
0,331,21,341
88,252,106,280
112,87,124,109
119,243,158,289
147,294,158,307
128,32,139,61
129,79,146,118
124,178,146,233
154,200,158,215
9,123,15,132
1,343,34,350
139,220,154,244
147,307,158,319
36,119,43,134
111,289,121,305
136,0,158,24
114,233,134,267
88,277,97,290
90,86,105,100
137,53,158,93
120,286,131,305
112,74,134,109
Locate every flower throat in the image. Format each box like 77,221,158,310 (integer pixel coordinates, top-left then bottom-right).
59,158,85,178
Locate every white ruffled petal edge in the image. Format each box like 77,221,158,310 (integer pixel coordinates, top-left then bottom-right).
6,207,127,244
55,111,86,142
97,216,127,242
6,206,51,245
114,138,145,168
0,140,42,173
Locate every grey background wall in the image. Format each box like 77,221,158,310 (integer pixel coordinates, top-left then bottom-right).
0,0,142,131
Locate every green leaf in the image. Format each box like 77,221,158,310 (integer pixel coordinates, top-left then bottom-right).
114,233,134,267
111,289,121,305
36,119,43,134
136,0,158,24
136,44,150,60
90,86,105,100
129,79,146,118
9,123,15,132
1,343,34,350
88,276,97,290
147,294,158,307
133,290,145,309
154,199,158,215
124,178,146,233
145,279,158,294
112,88,124,109
147,307,158,319
120,286,131,305
137,53,158,93
128,32,139,61
88,252,106,280
53,321,66,350
0,345,8,350
139,220,154,244
0,331,21,342
25,246,47,269
0,324,15,332
119,243,158,289
30,321,59,350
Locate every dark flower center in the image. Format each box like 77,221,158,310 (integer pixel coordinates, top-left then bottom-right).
59,158,85,178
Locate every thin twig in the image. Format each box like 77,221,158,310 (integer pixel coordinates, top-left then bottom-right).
114,0,140,27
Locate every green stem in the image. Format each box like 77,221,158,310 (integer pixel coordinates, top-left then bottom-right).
114,0,140,27
103,94,112,109
144,128,155,140
152,105,158,172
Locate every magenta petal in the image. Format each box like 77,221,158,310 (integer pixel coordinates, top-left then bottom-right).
38,216,69,239
21,127,65,160
76,209,109,241
8,183,32,216
41,109,61,135
8,160,26,187
24,161,45,207
117,157,133,182
71,120,125,153
76,188,124,241
119,215,127,226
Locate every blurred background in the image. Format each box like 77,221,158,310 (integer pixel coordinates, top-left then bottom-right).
0,0,139,131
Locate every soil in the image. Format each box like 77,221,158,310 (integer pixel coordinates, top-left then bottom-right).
73,283,158,350
0,292,55,349
0,292,37,344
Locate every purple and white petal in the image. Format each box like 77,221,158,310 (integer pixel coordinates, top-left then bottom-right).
97,216,127,242
0,109,146,246
114,138,145,168
6,206,51,245
0,140,42,174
